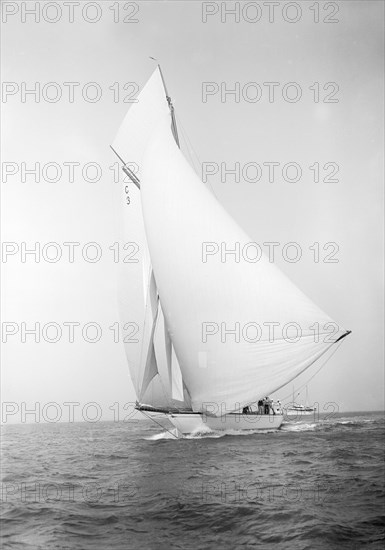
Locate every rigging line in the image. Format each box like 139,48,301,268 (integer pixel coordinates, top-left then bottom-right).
279,338,345,403
140,409,181,439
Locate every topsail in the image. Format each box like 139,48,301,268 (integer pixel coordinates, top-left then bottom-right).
112,67,350,416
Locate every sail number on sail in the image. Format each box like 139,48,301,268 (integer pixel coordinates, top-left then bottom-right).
124,185,130,205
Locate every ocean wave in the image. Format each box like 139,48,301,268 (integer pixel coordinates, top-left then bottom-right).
2,415,384,550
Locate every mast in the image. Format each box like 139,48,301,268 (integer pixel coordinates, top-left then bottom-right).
110,62,180,185
154,61,180,148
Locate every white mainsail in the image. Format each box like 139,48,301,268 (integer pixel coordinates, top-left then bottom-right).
140,116,348,414
112,67,349,416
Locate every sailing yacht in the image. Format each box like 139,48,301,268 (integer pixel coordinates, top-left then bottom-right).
286,386,317,416
110,65,351,436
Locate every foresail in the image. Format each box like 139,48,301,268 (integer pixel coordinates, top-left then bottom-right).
138,270,159,400
112,68,169,404
140,117,348,415
152,304,187,406
112,67,190,408
170,346,185,402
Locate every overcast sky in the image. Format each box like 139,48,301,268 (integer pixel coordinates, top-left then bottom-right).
2,0,384,422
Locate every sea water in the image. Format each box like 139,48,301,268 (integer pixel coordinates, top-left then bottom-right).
1,411,384,549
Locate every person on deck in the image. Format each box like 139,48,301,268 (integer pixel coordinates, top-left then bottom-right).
263,397,269,415
267,397,276,415
258,399,264,415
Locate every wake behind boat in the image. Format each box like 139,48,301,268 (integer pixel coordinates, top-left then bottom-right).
111,63,351,436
